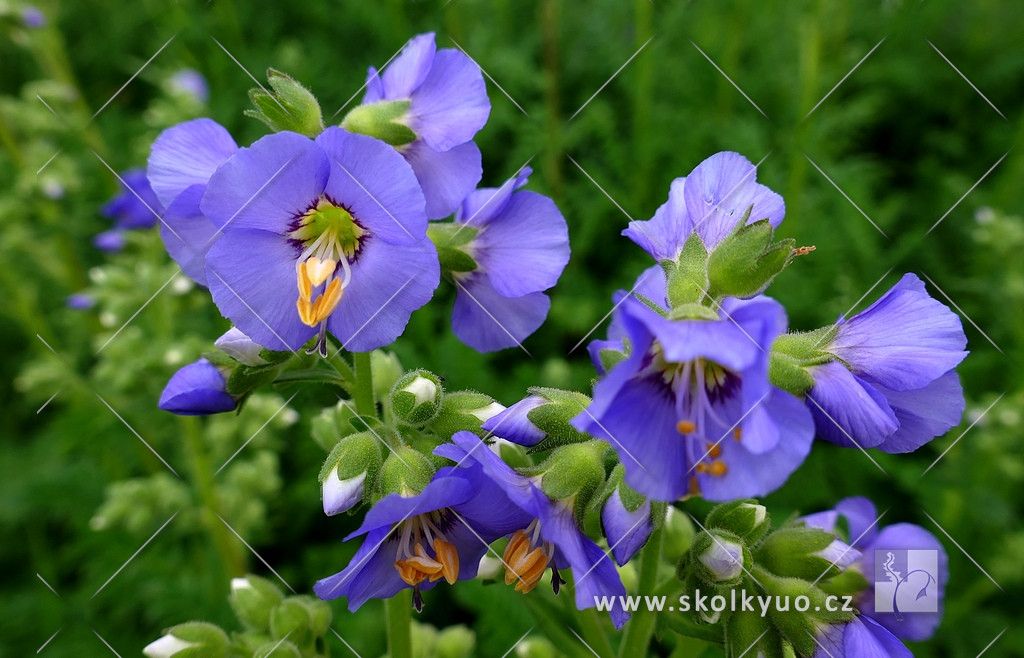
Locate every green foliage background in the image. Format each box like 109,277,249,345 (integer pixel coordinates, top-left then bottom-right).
2,0,1022,655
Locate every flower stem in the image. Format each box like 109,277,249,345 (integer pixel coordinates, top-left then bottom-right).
576,607,616,658
617,527,664,658
181,416,247,578
351,351,375,416
385,590,413,658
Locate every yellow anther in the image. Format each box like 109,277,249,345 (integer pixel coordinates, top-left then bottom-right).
297,297,317,326
395,543,444,586
298,277,345,327
707,443,722,458
708,461,728,477
677,420,697,434
297,262,313,301
433,538,460,585
688,476,701,497
733,428,742,441
502,529,550,593
304,256,336,287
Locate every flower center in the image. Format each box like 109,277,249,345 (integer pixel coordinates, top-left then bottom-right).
393,511,460,605
647,343,740,494
288,199,367,354
502,519,559,594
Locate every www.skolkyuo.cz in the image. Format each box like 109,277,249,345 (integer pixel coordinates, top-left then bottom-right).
594,590,855,617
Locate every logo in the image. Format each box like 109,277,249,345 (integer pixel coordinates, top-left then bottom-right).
874,549,939,619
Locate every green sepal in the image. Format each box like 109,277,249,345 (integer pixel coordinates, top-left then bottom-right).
726,610,780,658
428,391,501,439
258,348,293,365
378,446,436,498
817,568,870,599
391,369,444,426
253,639,301,658
201,350,237,368
340,99,416,146
665,232,709,307
706,213,798,299
245,68,325,137
229,575,285,632
318,431,383,483
525,387,592,449
752,567,855,655
598,347,627,373
159,622,230,658
428,223,480,273
668,303,720,321
226,363,281,396
706,499,771,545
538,441,608,514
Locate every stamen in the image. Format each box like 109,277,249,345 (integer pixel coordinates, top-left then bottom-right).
707,443,722,458
433,538,459,585
688,476,701,497
707,461,728,477
304,256,336,287
677,420,697,434
502,528,552,593
733,428,742,441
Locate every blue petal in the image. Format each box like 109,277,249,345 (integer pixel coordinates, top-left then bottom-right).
381,33,437,99
158,358,236,415
873,370,965,453
682,151,785,249
831,273,968,391
475,189,570,298
326,237,439,353
622,177,691,260
843,617,912,658
456,167,531,229
806,362,897,449
159,184,218,286
147,118,238,208
314,525,410,609
317,127,427,246
103,169,162,229
481,395,547,446
200,131,329,233
93,229,126,252
409,49,490,152
451,275,550,352
401,139,482,220
601,490,653,566
346,473,473,540
835,497,880,548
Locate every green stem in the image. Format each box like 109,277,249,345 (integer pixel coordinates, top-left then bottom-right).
576,607,616,657
618,528,664,658
385,590,413,658
182,416,247,577
351,351,375,416
524,595,593,658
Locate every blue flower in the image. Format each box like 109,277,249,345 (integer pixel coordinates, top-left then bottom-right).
360,32,489,219
437,432,630,629
812,616,912,658
623,152,784,261
196,127,439,354
147,118,239,285
573,293,814,502
480,395,547,446
158,358,237,416
21,5,46,28
314,456,530,612
93,229,127,253
803,497,947,643
601,489,653,567
448,167,569,352
168,69,209,104
66,293,95,310
101,169,162,230
807,273,968,452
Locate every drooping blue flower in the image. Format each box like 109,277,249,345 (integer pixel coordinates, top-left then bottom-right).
93,229,126,253
448,167,569,352
803,497,947,643
158,358,237,415
198,127,439,354
601,489,653,567
572,294,814,502
807,273,968,453
66,293,95,310
437,432,630,629
361,32,489,219
480,395,547,446
147,118,239,285
812,616,912,658
623,152,784,261
168,69,209,104
314,456,530,612
101,169,162,230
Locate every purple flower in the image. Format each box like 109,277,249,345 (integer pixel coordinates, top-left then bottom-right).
147,118,239,285
448,167,569,352
812,616,912,658
93,229,126,252
360,32,489,219
623,152,784,261
807,273,968,453
169,69,209,104
480,395,547,446
21,5,46,28
314,456,530,612
601,489,653,567
101,169,162,230
66,293,95,310
196,127,439,354
572,294,814,502
437,432,630,629
158,358,237,415
803,497,947,642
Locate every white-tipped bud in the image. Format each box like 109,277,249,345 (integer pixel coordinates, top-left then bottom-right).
698,537,745,582
215,327,268,366
402,376,437,407
322,466,367,516
143,635,195,658
467,401,505,423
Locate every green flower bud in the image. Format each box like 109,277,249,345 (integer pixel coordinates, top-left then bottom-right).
665,232,710,307
269,596,328,650
435,624,476,658
752,567,854,656
253,639,301,658
427,222,480,274
726,610,782,658
755,527,857,582
320,431,383,515
663,506,696,559
538,441,608,510
429,391,504,439
229,575,284,631
391,370,444,425
706,499,771,544
691,530,747,587
514,637,558,658
143,622,229,658
245,68,324,137
310,401,360,452
706,210,801,299
340,100,416,147
371,349,404,402
378,446,437,497
523,387,592,448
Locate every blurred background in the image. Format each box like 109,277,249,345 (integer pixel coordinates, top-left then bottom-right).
2,0,1022,655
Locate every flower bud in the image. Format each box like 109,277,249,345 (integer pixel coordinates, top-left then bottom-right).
429,391,505,439
691,530,747,587
391,370,444,425
601,488,654,566
319,431,383,515
143,622,229,658
706,213,798,299
515,637,558,658
378,446,437,497
310,401,360,452
706,499,771,544
229,575,284,631
538,441,608,509
371,350,404,402
484,387,592,448
215,327,268,366
340,100,417,147
725,609,779,658
158,358,237,416
754,527,859,582
245,68,324,138
663,506,696,559
269,596,328,649
253,640,301,658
